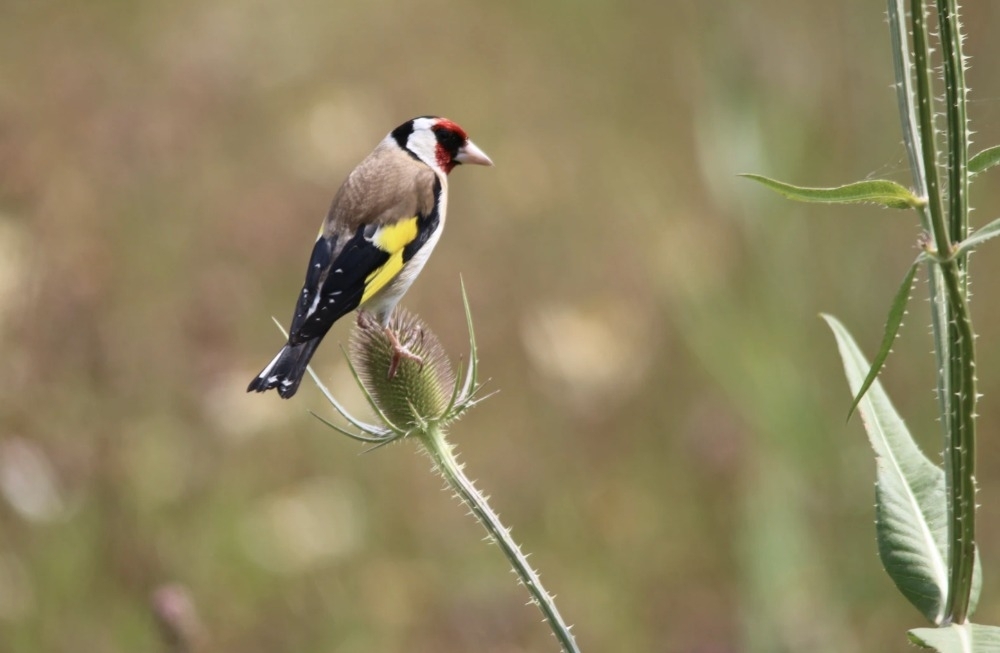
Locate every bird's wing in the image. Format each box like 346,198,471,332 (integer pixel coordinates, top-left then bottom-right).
286,230,376,344
287,170,442,344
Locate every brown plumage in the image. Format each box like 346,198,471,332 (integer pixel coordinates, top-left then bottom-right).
325,142,438,234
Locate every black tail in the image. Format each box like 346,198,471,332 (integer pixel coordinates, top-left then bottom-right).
247,339,323,399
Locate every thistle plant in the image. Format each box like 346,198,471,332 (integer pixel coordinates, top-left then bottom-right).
302,285,581,653
745,1,1000,650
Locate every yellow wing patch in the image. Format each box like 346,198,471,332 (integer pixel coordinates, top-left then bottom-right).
371,216,419,253
361,216,419,303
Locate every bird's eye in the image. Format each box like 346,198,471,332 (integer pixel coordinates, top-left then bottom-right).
435,128,464,153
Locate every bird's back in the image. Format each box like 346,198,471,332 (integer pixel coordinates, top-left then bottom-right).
324,141,440,240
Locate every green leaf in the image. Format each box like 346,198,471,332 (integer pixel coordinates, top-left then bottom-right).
953,217,1000,258
969,145,1000,177
909,623,1000,652
827,315,984,621
970,546,983,618
740,174,923,209
846,259,920,420
824,315,948,623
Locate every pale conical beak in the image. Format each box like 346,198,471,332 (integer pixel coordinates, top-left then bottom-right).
455,139,493,166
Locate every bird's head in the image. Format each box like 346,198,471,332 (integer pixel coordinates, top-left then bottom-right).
392,116,493,174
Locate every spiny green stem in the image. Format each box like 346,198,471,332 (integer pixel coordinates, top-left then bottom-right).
910,0,947,251
940,259,977,624
906,0,978,624
936,0,970,255
418,426,581,653
909,1,958,470
934,0,977,624
888,0,929,209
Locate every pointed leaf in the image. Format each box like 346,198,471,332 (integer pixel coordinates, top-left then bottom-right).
824,315,948,623
909,623,1000,652
969,145,1000,176
828,314,982,620
953,217,1000,258
970,546,983,618
740,174,923,209
459,276,480,401
307,410,393,443
846,259,920,419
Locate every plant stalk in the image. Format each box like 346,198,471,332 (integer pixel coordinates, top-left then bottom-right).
418,425,582,653
888,0,928,209
909,0,947,248
934,0,977,625
936,0,971,254
908,2,956,472
938,259,978,624
905,0,978,625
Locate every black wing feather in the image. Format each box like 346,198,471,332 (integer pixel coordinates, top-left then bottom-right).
287,228,390,344
289,236,332,336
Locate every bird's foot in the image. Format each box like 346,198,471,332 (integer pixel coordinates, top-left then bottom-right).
355,311,423,378
385,326,424,379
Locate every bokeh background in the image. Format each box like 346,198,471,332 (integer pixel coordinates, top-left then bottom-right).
2,1,1000,651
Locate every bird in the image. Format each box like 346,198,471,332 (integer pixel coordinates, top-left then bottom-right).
247,116,493,399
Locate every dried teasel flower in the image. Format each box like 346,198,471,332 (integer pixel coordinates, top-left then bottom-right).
349,309,455,429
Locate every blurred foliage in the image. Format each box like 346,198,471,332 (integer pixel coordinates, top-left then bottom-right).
1,0,999,651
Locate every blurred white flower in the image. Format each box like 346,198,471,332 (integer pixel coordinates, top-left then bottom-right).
0,438,67,523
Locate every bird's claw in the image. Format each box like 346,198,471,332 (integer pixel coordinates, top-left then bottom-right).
385,328,424,379
355,311,424,379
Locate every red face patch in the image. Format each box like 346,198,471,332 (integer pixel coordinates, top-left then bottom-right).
435,144,455,173
432,119,469,174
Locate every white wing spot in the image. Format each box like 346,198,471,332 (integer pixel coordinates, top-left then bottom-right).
307,292,322,317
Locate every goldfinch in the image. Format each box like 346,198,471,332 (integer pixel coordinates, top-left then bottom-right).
248,116,493,399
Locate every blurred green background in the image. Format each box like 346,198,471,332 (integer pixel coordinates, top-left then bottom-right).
2,1,999,651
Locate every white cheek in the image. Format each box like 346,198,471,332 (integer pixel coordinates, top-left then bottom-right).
406,130,440,168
